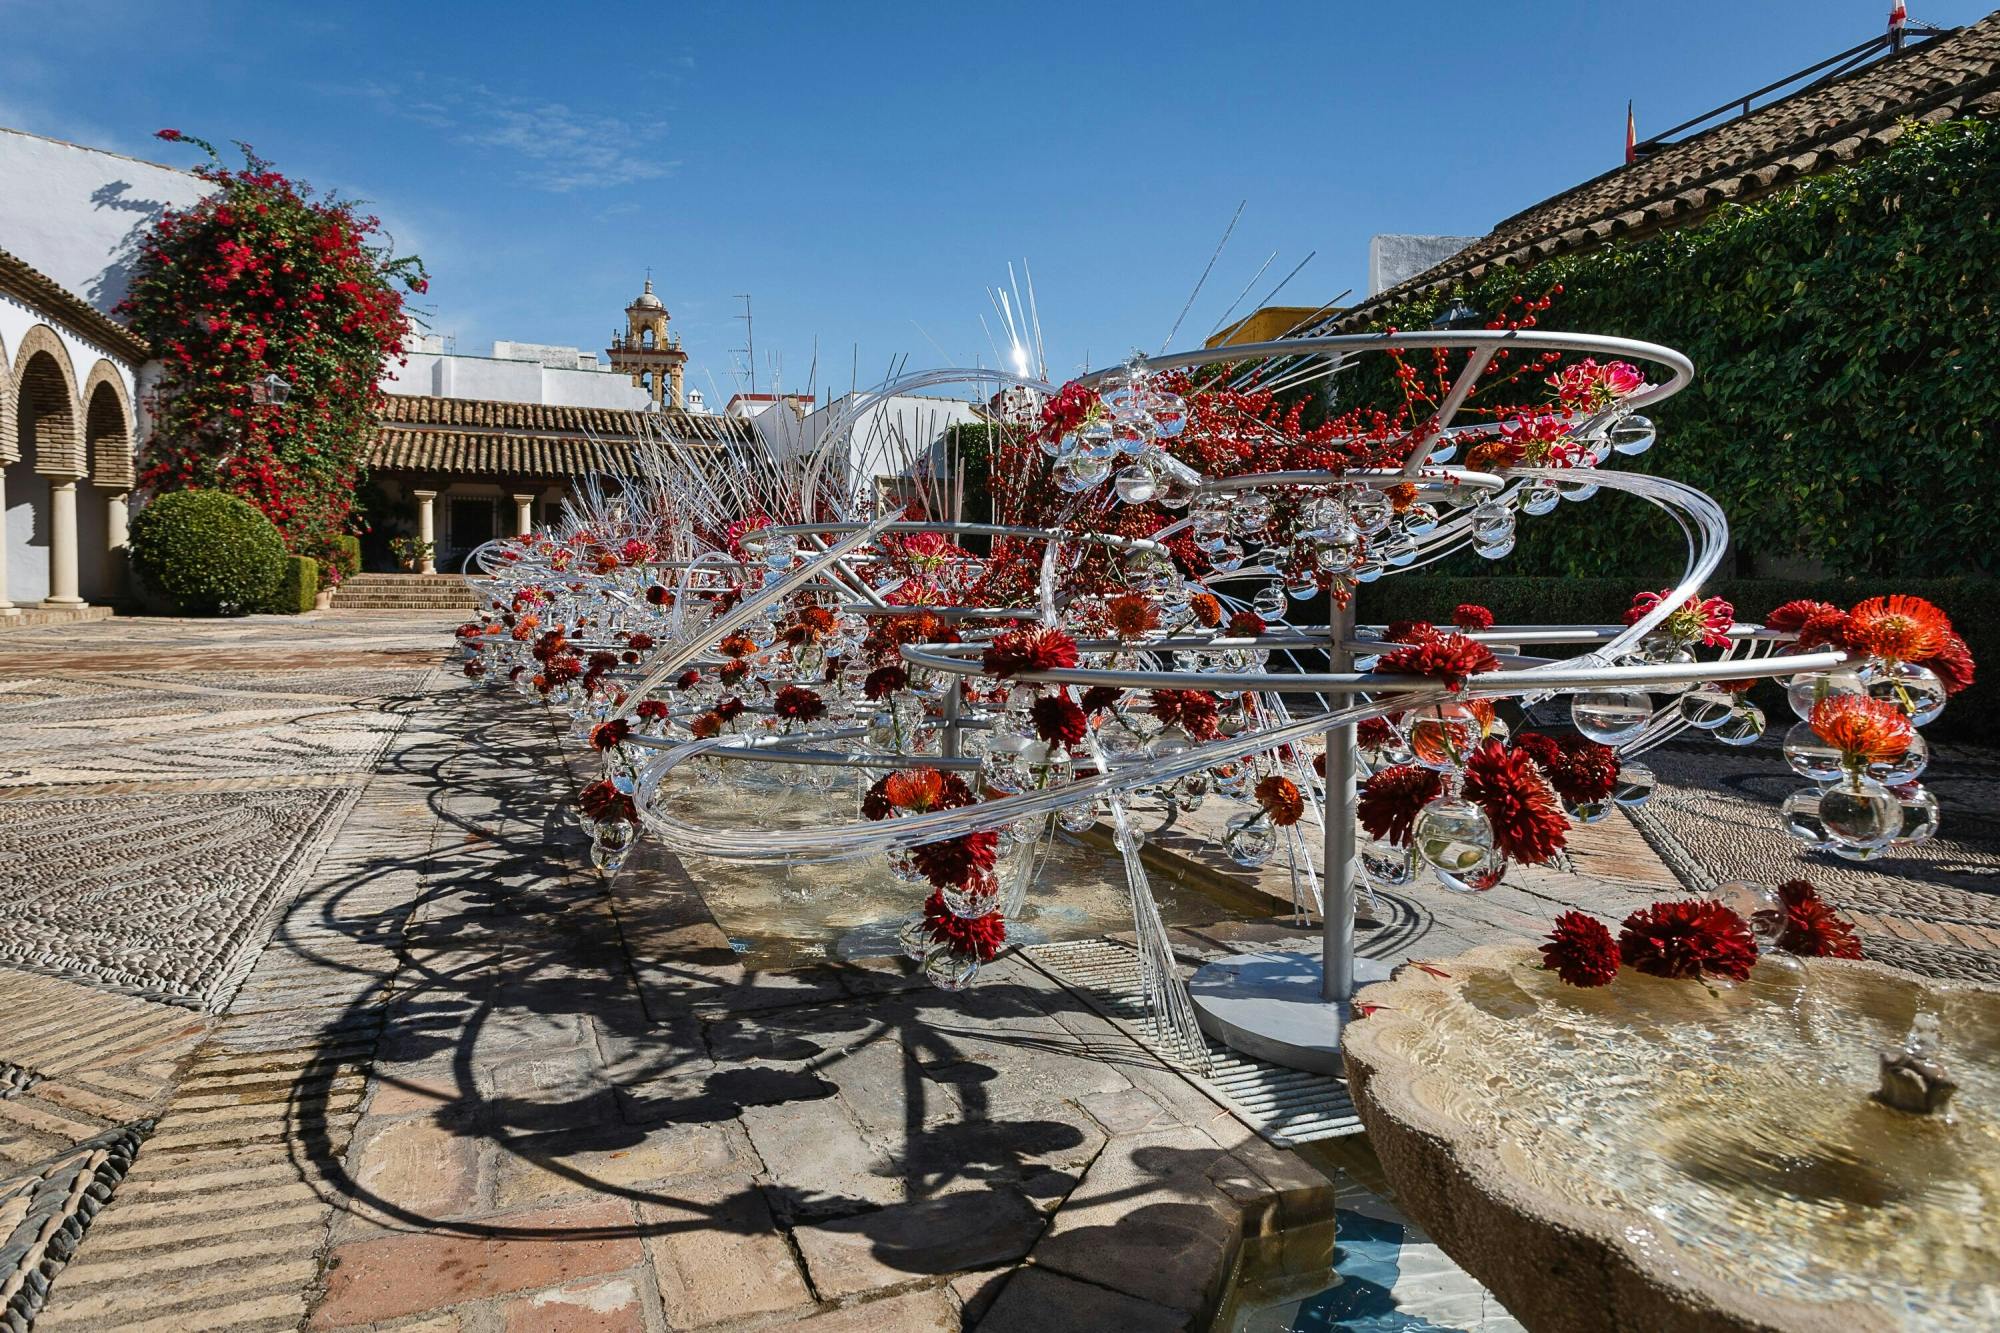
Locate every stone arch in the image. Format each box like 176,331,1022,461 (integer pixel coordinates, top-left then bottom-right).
12,325,84,478
82,361,135,490
0,330,14,465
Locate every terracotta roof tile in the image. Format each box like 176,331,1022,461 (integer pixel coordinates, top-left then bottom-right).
1339,14,2000,328
369,393,750,478
0,246,150,364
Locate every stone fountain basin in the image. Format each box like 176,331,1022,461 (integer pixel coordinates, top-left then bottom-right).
1342,943,2000,1333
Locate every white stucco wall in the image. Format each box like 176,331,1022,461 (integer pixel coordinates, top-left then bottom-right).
1367,234,1481,297
0,128,212,316
755,392,981,489
381,350,651,410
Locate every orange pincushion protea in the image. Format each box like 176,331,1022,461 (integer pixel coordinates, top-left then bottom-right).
1809,695,1913,765
1105,594,1161,639
1254,775,1305,827
1846,595,1950,664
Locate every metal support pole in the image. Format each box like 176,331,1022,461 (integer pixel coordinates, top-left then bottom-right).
1322,595,1357,1002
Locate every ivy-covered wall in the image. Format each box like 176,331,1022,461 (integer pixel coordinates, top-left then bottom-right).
1350,116,2000,582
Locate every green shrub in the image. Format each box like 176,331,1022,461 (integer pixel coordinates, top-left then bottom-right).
128,489,285,616
265,555,319,614
1351,117,2000,581
323,534,361,591
1361,575,1994,742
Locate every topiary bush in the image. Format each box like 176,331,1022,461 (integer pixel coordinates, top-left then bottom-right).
266,555,319,614
129,489,285,616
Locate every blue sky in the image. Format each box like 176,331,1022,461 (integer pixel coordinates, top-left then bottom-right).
3,1,1988,398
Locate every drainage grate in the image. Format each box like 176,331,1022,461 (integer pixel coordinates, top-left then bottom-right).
1025,938,1363,1146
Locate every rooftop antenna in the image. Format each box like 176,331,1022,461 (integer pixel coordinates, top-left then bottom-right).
734,294,755,395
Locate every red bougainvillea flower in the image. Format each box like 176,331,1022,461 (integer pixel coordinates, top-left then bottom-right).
1226,611,1266,638
1919,633,1976,695
1188,592,1223,628
1372,633,1500,693
773,685,826,723
982,627,1079,678
1774,880,1864,959
1105,594,1161,640
1357,765,1444,846
1461,740,1568,865
1618,899,1758,983
589,718,631,751
1625,589,1734,648
1384,620,1439,644
1151,689,1221,741
1847,594,1951,664
1540,911,1620,987
921,889,1007,962
864,664,909,700
1255,775,1305,827
579,779,637,825
1765,599,1841,633
1451,604,1495,632
1810,695,1913,765
1030,694,1088,746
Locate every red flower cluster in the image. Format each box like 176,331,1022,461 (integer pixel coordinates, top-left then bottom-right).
579,779,637,825
1255,775,1305,827
1810,695,1913,765
864,664,909,699
773,685,826,722
1624,589,1734,648
1768,594,1973,692
1030,694,1088,746
1104,594,1161,639
1774,880,1863,959
1357,765,1444,846
1450,604,1495,631
1384,620,1438,644
1371,633,1500,692
1540,911,1619,987
1460,739,1567,864
1150,689,1220,740
589,718,631,751
1226,611,1266,638
1617,900,1757,983
1512,731,1620,804
921,889,1007,962
981,627,1079,678
1188,592,1223,627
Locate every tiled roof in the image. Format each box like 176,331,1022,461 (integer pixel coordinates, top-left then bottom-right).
1338,14,2000,329
0,246,150,364
369,393,749,478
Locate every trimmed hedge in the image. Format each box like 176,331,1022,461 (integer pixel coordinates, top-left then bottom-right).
267,555,319,614
128,490,285,616
1349,117,2000,581
1360,575,1994,741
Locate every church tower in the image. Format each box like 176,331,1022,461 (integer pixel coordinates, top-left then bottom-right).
607,277,689,409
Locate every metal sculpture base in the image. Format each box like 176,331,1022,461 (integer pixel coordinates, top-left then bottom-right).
1188,949,1398,1075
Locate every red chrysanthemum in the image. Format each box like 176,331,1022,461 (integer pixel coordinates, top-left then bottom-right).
1792,608,1856,653
716,632,758,659
773,685,826,722
627,632,656,653
1917,633,1976,696
1846,595,1950,664
1356,716,1397,750
579,779,637,824
1617,899,1758,983
1514,731,1620,804
1079,685,1122,714
1461,740,1568,865
645,584,673,606
875,767,976,815
635,699,670,721
780,604,839,647
1765,599,1841,633
921,889,1007,962
1451,604,1495,631
912,830,1000,890
715,696,747,722
982,627,1080,679
1151,689,1221,741
589,718,631,751
1226,611,1266,638
689,713,724,739
1357,765,1444,846
1810,695,1912,764
1030,694,1088,746
1105,594,1161,640
675,669,702,690
1188,592,1223,628
1371,633,1500,693
462,660,485,679
1540,911,1620,987
1773,880,1864,959
1255,775,1305,827
1383,620,1437,644
864,664,909,699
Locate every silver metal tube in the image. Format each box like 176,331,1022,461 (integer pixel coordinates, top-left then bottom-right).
1324,596,1358,1003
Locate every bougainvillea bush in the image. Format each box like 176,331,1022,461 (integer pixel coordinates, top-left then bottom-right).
121,130,426,574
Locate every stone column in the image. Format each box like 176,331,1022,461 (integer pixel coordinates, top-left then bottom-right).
106,490,130,598
511,492,536,537
0,470,15,617
43,476,83,607
413,489,438,575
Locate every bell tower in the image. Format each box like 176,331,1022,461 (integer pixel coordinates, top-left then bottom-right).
607,275,688,409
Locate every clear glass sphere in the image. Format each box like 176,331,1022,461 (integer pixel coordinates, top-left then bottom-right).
1223,810,1277,868
1408,703,1480,770
1436,847,1507,893
1560,476,1602,502
1678,687,1735,730
1348,488,1392,534
1076,419,1117,459
1113,462,1158,505
1781,788,1830,848
1253,583,1286,619
1376,532,1419,568
1819,774,1904,853
1473,530,1516,560
1149,391,1188,438
1608,414,1656,456
1893,784,1940,847
1413,797,1495,877
1360,835,1416,887
1715,880,1783,951
1401,502,1441,538
1520,483,1562,517
1471,501,1514,546
886,846,930,884
1859,659,1947,727
898,914,932,962
1571,690,1652,745
942,877,1000,918
1871,728,1928,785
1057,800,1099,834
1713,701,1767,747
922,944,980,991
1786,670,1865,723
1781,721,1845,782
1053,452,1111,493
1233,490,1273,533
589,821,633,873
1566,798,1612,825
